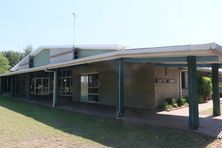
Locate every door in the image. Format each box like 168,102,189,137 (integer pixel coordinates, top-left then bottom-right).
80,73,99,102
80,75,88,102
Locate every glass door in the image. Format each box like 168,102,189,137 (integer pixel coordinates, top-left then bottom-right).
80,75,88,102
80,73,99,102
88,74,99,101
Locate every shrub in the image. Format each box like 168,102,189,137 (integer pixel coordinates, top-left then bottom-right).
198,76,212,102
163,102,173,111
176,98,187,107
165,97,176,105
198,94,204,103
183,96,189,104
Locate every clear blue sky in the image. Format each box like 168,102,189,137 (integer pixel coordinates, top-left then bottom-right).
1,0,222,51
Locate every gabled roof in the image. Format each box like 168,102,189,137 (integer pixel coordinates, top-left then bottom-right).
10,44,125,72
2,42,222,77
31,44,125,56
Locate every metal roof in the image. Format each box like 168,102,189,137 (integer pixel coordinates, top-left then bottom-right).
10,44,125,72
1,43,222,77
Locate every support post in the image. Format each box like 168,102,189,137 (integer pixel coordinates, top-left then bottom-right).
0,77,2,95
26,73,31,100
53,70,58,107
187,56,199,129
116,59,124,118
212,64,221,116
179,68,182,98
11,76,15,97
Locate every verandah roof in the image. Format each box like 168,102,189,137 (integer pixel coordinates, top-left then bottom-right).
1,42,222,77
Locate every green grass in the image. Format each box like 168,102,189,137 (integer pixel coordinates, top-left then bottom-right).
0,96,218,148
200,104,222,115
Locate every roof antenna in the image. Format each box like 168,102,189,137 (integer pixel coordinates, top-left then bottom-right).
73,12,76,59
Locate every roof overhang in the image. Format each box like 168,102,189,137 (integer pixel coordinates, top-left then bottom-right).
1,43,222,77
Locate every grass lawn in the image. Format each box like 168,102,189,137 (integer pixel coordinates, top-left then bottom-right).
0,96,220,148
200,104,222,115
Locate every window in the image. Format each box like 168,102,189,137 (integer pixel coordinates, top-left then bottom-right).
181,71,188,89
58,70,72,96
74,49,78,59
31,77,50,95
80,73,99,102
17,75,25,92
3,77,11,93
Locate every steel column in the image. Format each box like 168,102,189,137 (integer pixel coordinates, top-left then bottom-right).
0,77,2,95
212,64,221,116
187,56,199,129
11,76,15,97
53,70,58,107
26,73,31,100
116,59,124,118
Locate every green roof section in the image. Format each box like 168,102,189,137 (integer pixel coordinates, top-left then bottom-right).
33,49,50,67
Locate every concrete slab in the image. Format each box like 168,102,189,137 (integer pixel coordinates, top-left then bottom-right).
15,97,222,138
123,100,222,138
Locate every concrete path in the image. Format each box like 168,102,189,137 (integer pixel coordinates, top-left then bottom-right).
17,97,222,138
124,99,222,138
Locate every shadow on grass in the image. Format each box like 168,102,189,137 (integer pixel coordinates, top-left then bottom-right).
0,96,218,147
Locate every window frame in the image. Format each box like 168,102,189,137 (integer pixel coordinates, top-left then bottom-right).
80,72,99,102
58,69,73,96
181,71,188,90
31,77,50,95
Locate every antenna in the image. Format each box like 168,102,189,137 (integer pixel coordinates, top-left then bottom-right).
73,12,76,59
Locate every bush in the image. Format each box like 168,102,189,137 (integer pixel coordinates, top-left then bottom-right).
176,98,187,107
163,102,173,111
165,97,176,105
198,94,204,103
198,76,212,102
183,96,189,104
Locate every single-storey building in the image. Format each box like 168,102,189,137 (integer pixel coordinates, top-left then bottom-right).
0,43,221,129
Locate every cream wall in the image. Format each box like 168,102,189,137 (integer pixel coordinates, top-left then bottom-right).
72,62,180,109
154,67,180,107
124,63,156,109
72,61,117,106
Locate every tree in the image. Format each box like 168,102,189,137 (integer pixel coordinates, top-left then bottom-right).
2,50,23,68
0,53,10,73
1,45,33,69
22,45,32,58
198,76,212,103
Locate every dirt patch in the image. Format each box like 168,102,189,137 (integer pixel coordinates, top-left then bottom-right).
1,136,99,148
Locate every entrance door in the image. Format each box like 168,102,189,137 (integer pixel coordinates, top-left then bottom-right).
80,73,99,102
80,75,88,102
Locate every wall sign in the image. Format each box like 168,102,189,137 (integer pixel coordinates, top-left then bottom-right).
156,78,177,83
156,78,167,83
167,79,177,83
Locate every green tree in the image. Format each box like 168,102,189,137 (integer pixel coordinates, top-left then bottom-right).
2,50,23,67
198,76,212,103
0,53,10,73
22,45,32,58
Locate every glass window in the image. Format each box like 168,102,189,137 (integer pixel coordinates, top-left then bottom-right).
181,71,188,89
80,73,99,102
31,78,50,95
58,70,72,96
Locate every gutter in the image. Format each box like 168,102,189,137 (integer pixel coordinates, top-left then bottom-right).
44,68,57,107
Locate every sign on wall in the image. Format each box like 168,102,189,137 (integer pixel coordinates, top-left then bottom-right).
156,78,177,83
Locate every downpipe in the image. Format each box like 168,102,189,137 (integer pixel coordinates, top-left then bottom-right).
44,68,57,107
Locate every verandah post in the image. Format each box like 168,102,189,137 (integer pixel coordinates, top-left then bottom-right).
53,69,59,107
11,76,15,97
212,63,221,116
116,58,124,118
187,56,199,129
26,73,31,100
0,77,2,95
